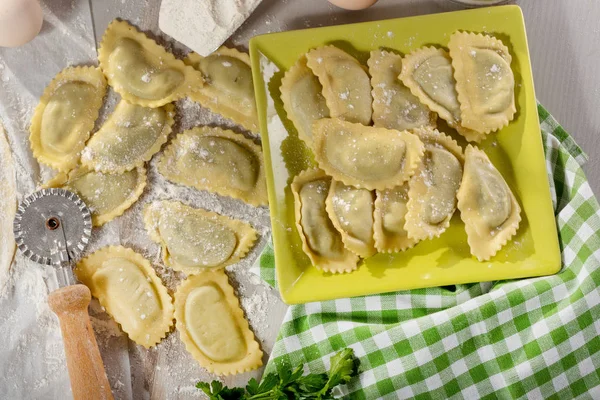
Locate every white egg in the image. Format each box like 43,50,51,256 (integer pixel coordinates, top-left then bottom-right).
0,0,43,47
328,0,379,10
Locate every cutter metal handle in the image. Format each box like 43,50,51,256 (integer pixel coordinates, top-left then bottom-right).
48,285,114,400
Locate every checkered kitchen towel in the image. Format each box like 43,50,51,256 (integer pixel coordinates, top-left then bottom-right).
250,105,600,399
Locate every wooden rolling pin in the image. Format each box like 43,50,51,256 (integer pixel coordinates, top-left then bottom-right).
48,284,114,400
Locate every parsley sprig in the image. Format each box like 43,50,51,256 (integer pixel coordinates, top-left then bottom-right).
196,348,360,400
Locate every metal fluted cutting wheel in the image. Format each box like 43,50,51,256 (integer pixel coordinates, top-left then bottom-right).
13,188,92,265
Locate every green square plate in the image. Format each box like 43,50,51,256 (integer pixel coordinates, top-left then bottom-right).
249,5,560,304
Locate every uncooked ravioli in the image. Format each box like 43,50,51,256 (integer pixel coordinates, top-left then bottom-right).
291,169,359,273
306,46,372,125
75,246,174,348
405,127,464,241
368,49,435,131
174,270,263,375
82,100,175,173
185,47,258,133
280,55,330,145
400,47,485,142
448,31,516,134
457,145,521,261
143,200,257,274
157,126,268,206
325,180,376,258
311,118,424,190
44,166,147,226
98,19,204,107
29,66,107,172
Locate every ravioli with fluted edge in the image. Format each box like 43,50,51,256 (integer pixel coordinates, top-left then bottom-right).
98,19,204,107
374,184,418,253
325,180,376,258
81,101,175,173
457,145,521,261
400,47,485,143
143,200,258,274
291,169,359,273
174,270,263,375
29,66,107,172
368,50,436,131
157,126,267,206
405,127,464,241
44,166,146,226
185,47,258,133
312,118,424,190
75,246,173,348
448,31,516,134
280,55,330,146
306,46,372,125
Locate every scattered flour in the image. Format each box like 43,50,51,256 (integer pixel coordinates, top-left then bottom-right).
158,0,264,56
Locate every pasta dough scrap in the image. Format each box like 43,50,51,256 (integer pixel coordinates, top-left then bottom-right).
400,47,485,143
368,50,436,131
312,118,424,190
174,270,263,375
98,19,204,107
405,127,464,241
143,200,258,274
81,101,175,173
280,55,330,146
157,126,268,206
0,123,16,291
457,145,521,261
291,169,359,273
373,184,418,253
448,31,516,134
185,47,258,133
75,246,174,348
306,46,372,125
325,180,376,258
44,166,146,226
30,66,107,172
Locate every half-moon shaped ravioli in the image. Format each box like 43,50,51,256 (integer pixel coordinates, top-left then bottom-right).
457,145,521,261
30,66,107,172
174,270,263,375
291,169,359,273
325,180,376,258
185,47,258,133
280,55,330,146
306,46,372,125
81,101,175,173
368,50,436,131
448,31,516,134
400,47,485,143
157,127,267,206
75,246,174,348
312,118,424,190
405,127,464,241
143,200,257,274
373,184,418,253
98,19,204,107
44,166,146,226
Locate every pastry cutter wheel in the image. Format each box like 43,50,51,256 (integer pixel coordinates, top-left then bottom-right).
13,188,113,400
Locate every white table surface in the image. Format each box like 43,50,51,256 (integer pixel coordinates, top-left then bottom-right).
89,0,600,395
1,0,597,398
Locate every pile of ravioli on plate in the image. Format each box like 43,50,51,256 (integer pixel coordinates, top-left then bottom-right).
281,31,522,274
30,19,267,375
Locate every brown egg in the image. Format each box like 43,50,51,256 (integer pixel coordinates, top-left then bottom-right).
328,0,379,11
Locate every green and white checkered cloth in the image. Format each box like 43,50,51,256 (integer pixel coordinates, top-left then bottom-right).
250,105,600,399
